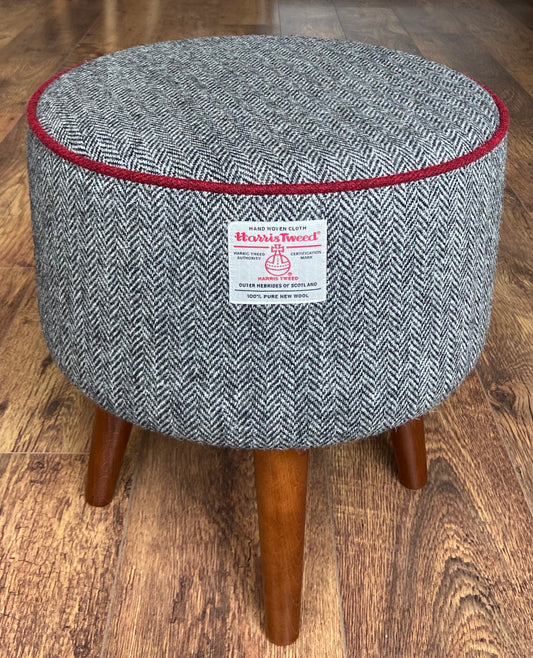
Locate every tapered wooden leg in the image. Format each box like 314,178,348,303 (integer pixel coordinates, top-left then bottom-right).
85,406,132,507
391,417,427,490
254,449,309,646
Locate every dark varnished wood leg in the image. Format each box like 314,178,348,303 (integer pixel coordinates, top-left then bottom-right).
391,417,427,490
254,449,309,646
85,406,132,507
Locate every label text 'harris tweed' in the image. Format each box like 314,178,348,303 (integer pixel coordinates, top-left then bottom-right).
228,220,328,304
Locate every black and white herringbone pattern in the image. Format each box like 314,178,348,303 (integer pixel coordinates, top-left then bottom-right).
27,37,507,449
36,36,499,185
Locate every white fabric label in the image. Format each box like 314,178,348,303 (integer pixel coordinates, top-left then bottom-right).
228,220,328,305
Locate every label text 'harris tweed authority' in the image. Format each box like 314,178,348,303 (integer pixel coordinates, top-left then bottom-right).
228,220,327,304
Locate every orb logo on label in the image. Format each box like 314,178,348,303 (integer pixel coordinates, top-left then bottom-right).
265,245,291,276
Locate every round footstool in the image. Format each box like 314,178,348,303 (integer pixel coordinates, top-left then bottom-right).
27,36,508,644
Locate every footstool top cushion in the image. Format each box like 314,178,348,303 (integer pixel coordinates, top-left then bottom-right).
28,35,506,194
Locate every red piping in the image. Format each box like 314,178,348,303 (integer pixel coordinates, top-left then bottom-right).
27,68,509,196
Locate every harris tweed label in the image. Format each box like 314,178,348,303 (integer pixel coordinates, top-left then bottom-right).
228,220,327,304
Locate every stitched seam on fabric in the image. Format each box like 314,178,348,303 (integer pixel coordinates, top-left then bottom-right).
26,68,509,196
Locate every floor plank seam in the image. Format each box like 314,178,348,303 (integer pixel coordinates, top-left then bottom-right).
0,265,35,269
332,2,348,42
0,451,92,456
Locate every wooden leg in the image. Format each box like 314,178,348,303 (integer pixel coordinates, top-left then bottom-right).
391,417,427,490
254,449,309,646
85,406,132,507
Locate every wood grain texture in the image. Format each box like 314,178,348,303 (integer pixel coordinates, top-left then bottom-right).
0,0,43,49
390,0,533,523
444,0,533,98
476,186,533,513
61,0,280,69
1,0,533,655
86,408,133,507
0,268,33,349
0,281,96,453
329,374,533,658
103,437,345,657
495,0,533,28
0,452,136,658
254,449,309,645
0,0,102,114
279,0,345,39
0,120,34,267
335,6,419,53
217,0,280,29
0,114,21,143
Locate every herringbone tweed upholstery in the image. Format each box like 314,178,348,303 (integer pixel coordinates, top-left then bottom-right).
27,36,508,449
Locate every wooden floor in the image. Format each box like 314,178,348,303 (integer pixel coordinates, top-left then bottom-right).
1,0,533,656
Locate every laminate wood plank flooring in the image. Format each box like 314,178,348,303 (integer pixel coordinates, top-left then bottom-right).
0,114,20,143
496,0,533,28
0,281,96,454
378,0,533,509
334,6,419,53
103,441,344,658
0,1,532,656
0,1,42,49
279,0,345,39
0,268,33,348
0,0,102,115
0,120,35,267
329,374,533,657
0,453,135,658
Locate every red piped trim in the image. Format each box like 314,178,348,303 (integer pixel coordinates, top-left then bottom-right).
27,68,509,196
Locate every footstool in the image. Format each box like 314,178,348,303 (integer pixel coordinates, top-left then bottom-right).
27,36,508,645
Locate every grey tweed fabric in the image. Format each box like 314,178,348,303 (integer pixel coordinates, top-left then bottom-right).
27,36,507,449
35,37,500,184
